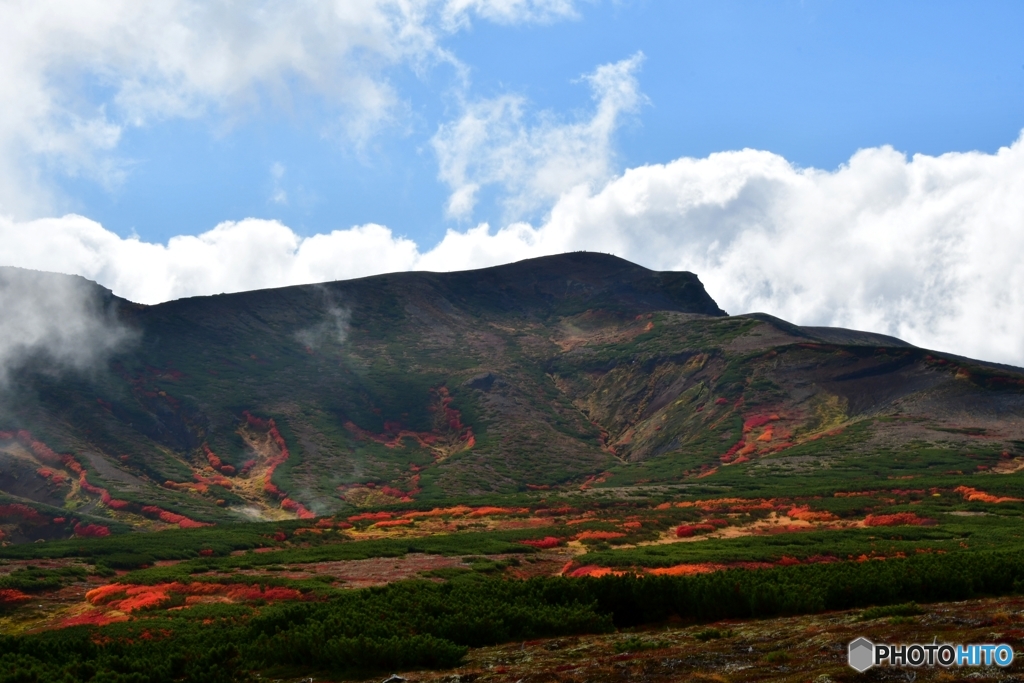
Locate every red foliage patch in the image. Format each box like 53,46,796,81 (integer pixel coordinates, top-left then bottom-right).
743,414,779,433
349,511,393,523
574,530,625,541
720,440,746,463
74,522,110,538
0,588,31,606
15,431,62,465
138,505,211,529
60,609,128,628
35,467,69,486
280,498,315,519
675,524,716,538
243,412,314,514
520,536,563,549
0,503,45,523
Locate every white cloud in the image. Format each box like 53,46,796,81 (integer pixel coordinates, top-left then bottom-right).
0,0,584,218
269,162,288,205
0,215,421,305
440,0,579,28
431,52,646,220
3,134,1024,367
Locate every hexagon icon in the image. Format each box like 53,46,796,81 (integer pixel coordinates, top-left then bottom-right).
848,637,875,672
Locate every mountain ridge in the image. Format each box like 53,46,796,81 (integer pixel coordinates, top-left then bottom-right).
1,252,1023,542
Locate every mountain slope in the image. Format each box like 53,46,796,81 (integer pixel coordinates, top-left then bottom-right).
1,253,1022,541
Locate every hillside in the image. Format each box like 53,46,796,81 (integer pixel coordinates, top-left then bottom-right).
2,252,1023,541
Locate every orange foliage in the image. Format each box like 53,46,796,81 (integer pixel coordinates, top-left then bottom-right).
675,524,716,538
117,590,171,612
863,513,934,527
373,519,414,528
86,584,129,605
575,566,627,578
87,581,305,616
469,506,528,517
954,486,1021,504
648,563,723,576
621,521,643,530
567,565,604,578
787,506,838,522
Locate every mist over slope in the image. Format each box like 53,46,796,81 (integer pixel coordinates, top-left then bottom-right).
1,252,1022,541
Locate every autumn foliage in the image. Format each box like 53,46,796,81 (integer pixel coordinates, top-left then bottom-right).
675,524,717,538
520,536,563,549
863,513,934,527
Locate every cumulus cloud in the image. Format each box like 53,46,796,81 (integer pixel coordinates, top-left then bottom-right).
0,268,134,387
3,134,1024,367
0,0,584,217
432,53,646,220
0,216,421,304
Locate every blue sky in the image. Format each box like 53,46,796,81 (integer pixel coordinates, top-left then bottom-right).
41,1,1024,245
2,0,1024,366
